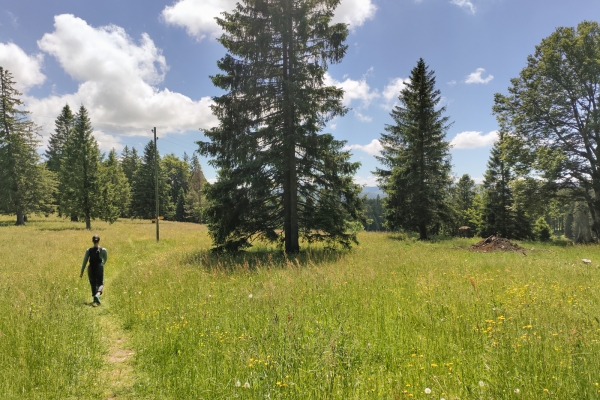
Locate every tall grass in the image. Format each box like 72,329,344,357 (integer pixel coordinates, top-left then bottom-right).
2,217,600,399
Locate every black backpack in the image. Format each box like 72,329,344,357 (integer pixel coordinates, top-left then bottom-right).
89,247,103,266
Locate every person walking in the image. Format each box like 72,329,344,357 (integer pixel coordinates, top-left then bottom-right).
80,235,108,306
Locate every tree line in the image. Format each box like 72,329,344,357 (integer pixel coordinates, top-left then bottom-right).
2,0,599,249
0,68,207,229
363,21,600,243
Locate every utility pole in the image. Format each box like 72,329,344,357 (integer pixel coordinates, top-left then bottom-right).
153,127,159,242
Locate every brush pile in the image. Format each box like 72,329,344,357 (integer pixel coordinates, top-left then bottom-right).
469,236,525,253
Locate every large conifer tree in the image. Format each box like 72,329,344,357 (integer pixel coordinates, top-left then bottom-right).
185,154,207,223
375,59,453,240
46,104,74,174
0,67,56,225
46,104,78,220
130,140,172,219
98,149,131,223
58,105,100,229
199,0,363,252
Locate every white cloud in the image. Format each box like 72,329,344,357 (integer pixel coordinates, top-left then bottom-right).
447,80,457,86
464,68,493,84
353,175,378,186
450,130,498,149
162,0,376,41
381,77,408,109
354,111,372,122
94,130,124,152
0,42,46,91
26,14,216,141
344,139,382,156
324,71,378,122
331,0,377,28
451,0,475,14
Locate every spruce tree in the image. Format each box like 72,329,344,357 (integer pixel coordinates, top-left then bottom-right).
98,149,130,223
58,105,100,229
185,154,207,223
175,187,186,222
453,174,476,228
121,145,141,184
46,104,74,174
480,131,516,238
199,0,363,252
163,153,190,218
130,140,172,219
0,67,56,225
46,104,77,220
374,59,453,240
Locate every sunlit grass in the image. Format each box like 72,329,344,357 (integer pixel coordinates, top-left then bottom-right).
2,216,600,399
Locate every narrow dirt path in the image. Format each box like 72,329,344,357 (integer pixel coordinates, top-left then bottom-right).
98,308,137,399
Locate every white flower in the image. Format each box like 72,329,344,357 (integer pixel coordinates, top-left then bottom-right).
479,381,485,387
248,293,253,298
235,380,241,387
424,387,432,394
514,388,520,394
244,381,250,388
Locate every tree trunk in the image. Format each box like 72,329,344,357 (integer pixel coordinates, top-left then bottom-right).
70,214,79,222
15,209,25,226
85,216,91,230
282,0,299,254
419,223,427,240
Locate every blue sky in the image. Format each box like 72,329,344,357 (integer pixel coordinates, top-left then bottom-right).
1,0,599,185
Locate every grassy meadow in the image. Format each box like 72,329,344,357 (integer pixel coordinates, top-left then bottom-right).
1,216,600,399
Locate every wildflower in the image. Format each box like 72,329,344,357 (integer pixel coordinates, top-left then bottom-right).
244,382,250,388
235,380,241,387
248,293,253,298
479,381,485,387
424,388,432,394
514,388,520,393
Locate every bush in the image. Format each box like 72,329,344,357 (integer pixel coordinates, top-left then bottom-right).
533,217,552,241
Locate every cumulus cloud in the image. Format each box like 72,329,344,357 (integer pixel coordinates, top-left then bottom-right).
0,42,46,91
331,0,377,28
344,139,382,156
324,71,378,121
26,14,216,140
93,130,125,152
381,77,408,109
451,0,475,14
465,68,493,84
450,130,498,149
447,80,457,86
162,0,376,41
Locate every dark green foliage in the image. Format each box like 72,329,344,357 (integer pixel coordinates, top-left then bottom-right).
185,155,207,223
175,187,186,222
58,105,100,229
199,0,364,252
565,212,574,240
121,145,141,184
533,217,552,241
163,153,191,216
374,59,453,240
493,21,600,239
130,140,172,219
480,133,515,238
45,104,74,175
0,67,56,225
454,174,475,225
98,149,130,224
363,195,385,231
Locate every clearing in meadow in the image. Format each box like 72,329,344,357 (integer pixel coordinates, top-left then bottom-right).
1,217,600,399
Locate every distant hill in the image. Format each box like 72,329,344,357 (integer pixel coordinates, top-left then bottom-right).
361,186,384,199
